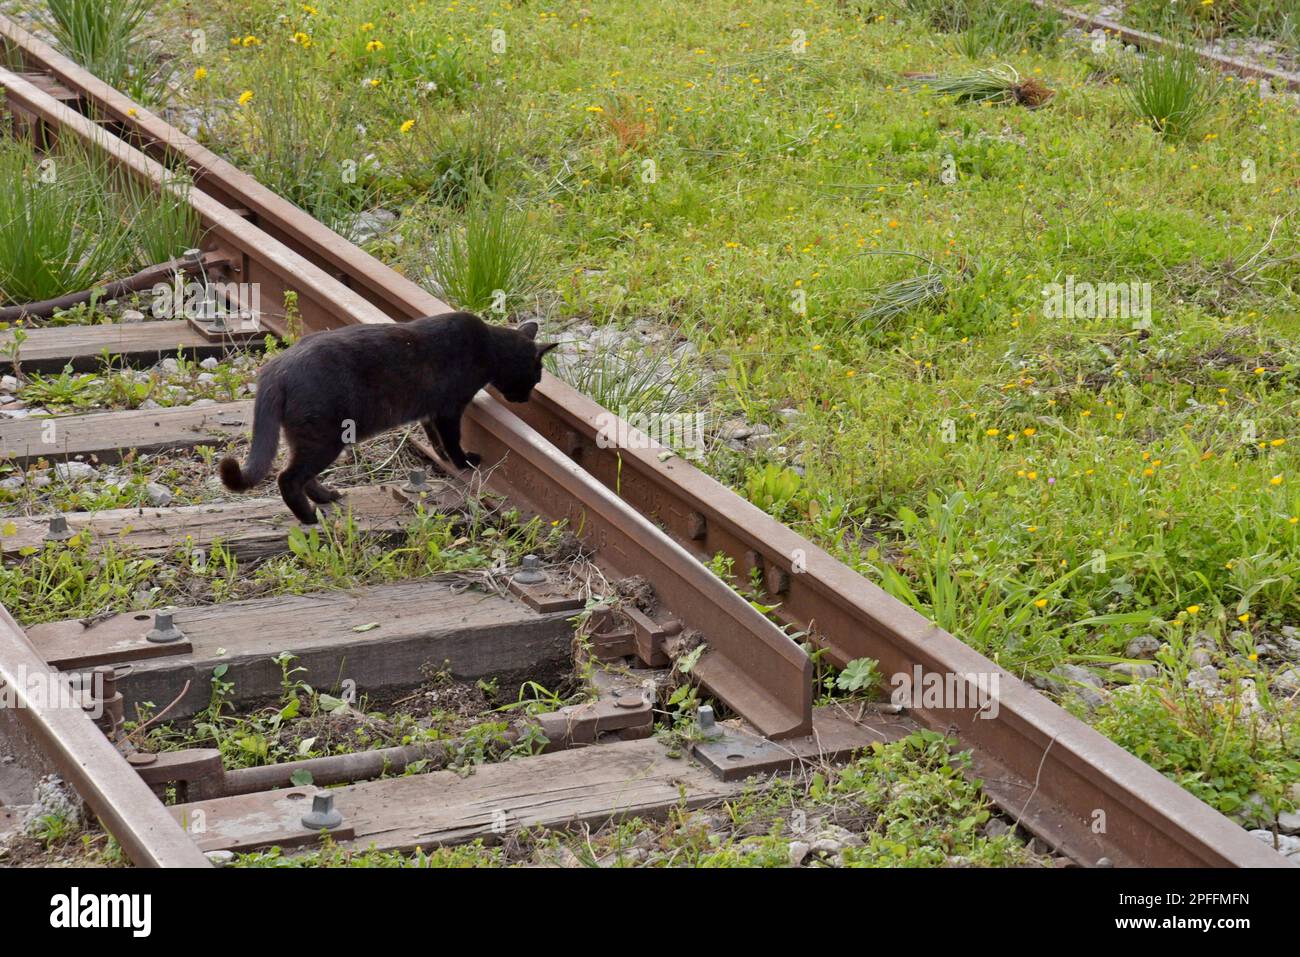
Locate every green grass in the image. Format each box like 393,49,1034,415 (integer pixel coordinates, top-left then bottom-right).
220,42,376,230
40,0,173,103
0,139,133,304
421,191,545,313
0,138,202,304
1119,0,1300,52
0,503,561,624
1123,48,1222,139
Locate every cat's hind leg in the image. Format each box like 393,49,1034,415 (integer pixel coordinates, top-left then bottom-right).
305,478,344,505
278,441,342,524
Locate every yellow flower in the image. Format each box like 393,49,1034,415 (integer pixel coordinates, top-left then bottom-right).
585,105,605,112
1027,471,1037,480
366,39,385,52
1023,427,1036,436
368,77,381,87
302,4,318,14
1270,474,1284,486
292,32,313,47
1238,612,1251,623
242,35,261,47
985,428,1000,436
1034,598,1048,609
400,118,416,134
193,66,208,81
361,21,375,31
1271,438,1286,447
1186,605,1200,615
238,89,254,106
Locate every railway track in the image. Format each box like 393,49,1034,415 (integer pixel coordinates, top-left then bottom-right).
0,11,1290,869
1039,1,1300,92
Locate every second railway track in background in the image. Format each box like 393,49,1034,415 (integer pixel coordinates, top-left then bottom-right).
0,12,1289,869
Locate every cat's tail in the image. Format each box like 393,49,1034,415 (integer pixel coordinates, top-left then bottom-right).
218,371,283,492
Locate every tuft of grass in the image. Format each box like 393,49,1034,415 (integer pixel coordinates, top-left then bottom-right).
928,64,1055,107
384,104,510,206
423,193,544,313
951,0,1064,58
229,44,374,228
1123,48,1221,139
114,169,205,269
547,340,708,421
850,252,954,333
41,0,168,102
0,140,134,304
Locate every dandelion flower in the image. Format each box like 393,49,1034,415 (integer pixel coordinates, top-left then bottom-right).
238,90,254,106
400,118,416,134
193,67,208,81
1186,605,1200,615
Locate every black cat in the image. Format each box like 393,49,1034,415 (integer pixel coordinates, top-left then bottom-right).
219,312,556,523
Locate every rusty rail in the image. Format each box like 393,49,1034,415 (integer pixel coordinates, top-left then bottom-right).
0,13,1291,866
0,606,210,867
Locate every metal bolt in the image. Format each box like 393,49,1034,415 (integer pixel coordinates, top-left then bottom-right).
766,565,791,595
146,611,185,644
1096,857,1114,868
183,248,202,262
402,468,429,493
44,514,74,542
301,792,343,830
127,752,158,767
513,554,547,585
614,688,642,709
698,705,715,732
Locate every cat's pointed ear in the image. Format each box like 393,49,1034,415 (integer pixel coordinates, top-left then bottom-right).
537,341,560,357
517,320,540,340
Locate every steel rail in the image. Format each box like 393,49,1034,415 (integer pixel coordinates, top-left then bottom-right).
0,62,813,742
0,605,211,867
1037,1,1300,91
0,15,1291,866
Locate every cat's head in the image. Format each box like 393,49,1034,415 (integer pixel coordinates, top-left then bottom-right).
491,319,558,403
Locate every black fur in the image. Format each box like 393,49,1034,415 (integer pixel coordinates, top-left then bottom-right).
219,312,556,523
